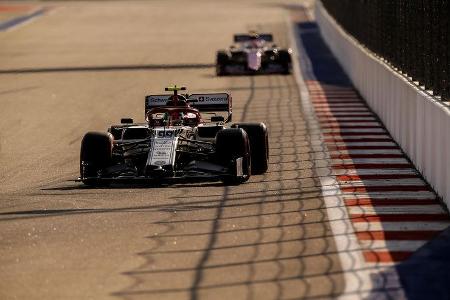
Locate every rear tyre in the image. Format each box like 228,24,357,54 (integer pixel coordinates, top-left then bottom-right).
216,128,251,185
232,123,269,174
278,49,292,74
80,132,113,186
216,51,229,76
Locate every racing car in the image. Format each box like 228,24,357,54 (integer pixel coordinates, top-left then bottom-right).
79,85,269,186
216,32,292,75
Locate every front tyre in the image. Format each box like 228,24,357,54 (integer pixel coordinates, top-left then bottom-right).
80,132,113,186
232,123,269,174
216,128,251,185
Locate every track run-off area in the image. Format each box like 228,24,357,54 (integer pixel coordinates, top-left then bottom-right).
1,1,449,299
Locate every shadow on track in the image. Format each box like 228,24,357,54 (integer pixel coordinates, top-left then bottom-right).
112,69,345,299
0,63,214,74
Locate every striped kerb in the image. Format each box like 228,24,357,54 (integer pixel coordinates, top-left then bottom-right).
307,80,450,264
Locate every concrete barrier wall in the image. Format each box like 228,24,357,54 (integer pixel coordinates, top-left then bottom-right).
315,0,450,208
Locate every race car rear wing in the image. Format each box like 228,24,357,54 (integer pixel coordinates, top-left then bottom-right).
234,33,273,43
145,93,232,122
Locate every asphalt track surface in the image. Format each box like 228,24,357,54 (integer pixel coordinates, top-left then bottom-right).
2,1,450,299
0,1,348,299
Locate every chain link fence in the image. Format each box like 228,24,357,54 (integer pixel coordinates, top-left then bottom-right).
320,0,449,101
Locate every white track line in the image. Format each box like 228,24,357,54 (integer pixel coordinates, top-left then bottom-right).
318,117,377,121
338,178,427,186
323,128,387,133
2,6,58,33
331,168,417,175
317,109,372,113
314,103,368,107
325,134,392,138
329,149,403,155
359,240,426,251
348,205,446,215
321,122,382,126
340,191,437,199
331,158,410,164
353,221,450,232
318,112,373,116
326,142,397,147
287,12,386,299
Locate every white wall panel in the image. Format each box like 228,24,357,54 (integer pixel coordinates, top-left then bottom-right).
315,1,450,207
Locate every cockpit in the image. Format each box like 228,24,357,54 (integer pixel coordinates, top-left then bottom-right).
147,107,201,127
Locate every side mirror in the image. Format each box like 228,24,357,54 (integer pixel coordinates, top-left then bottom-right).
121,118,133,124
211,116,225,122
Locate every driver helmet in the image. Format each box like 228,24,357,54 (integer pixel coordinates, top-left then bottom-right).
182,112,199,126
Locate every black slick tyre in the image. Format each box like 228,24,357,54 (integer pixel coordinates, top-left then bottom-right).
215,128,251,184
232,123,269,174
80,132,113,186
278,49,292,74
216,51,229,76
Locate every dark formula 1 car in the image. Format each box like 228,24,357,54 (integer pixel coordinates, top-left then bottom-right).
79,86,269,186
216,32,292,75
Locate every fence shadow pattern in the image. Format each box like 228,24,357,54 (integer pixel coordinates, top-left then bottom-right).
296,8,450,299
112,73,352,299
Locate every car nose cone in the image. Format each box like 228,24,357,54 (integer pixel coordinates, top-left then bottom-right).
247,51,262,71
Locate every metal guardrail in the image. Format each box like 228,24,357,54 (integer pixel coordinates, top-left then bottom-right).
321,0,449,101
